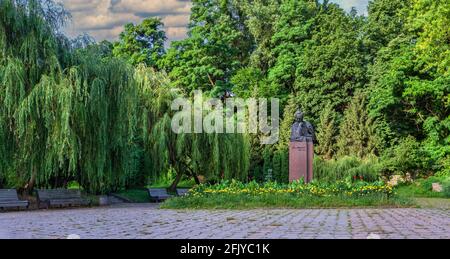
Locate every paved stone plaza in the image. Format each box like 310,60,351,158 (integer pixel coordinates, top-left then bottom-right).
0,205,449,239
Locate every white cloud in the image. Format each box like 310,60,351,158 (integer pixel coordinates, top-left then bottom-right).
59,0,191,42
110,0,191,15
60,0,370,43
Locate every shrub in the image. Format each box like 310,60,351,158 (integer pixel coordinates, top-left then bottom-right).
314,156,382,183
443,178,450,198
381,136,433,178
435,156,450,178
421,176,445,192
0,168,25,189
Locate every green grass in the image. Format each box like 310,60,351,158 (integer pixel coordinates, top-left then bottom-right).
395,177,448,198
160,194,414,210
396,184,446,198
388,177,450,209
67,181,82,190
116,189,150,203
414,198,450,209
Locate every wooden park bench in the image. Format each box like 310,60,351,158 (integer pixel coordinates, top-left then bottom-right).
0,189,29,211
36,189,90,209
148,188,173,202
176,189,190,196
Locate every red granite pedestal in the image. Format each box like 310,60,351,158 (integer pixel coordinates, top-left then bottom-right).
289,141,314,183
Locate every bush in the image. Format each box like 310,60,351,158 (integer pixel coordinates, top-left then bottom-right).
421,176,445,192
443,178,450,198
395,176,448,198
314,156,382,183
435,156,450,178
0,168,25,189
381,136,433,178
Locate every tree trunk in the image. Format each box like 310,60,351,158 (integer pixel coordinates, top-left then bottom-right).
25,171,36,195
194,175,201,185
169,172,183,193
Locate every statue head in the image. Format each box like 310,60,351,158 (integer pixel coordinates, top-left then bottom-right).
294,109,304,122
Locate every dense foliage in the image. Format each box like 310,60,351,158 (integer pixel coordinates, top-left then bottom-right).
0,0,250,193
444,178,450,198
113,18,166,68
313,156,382,183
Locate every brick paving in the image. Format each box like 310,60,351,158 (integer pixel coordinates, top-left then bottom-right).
0,205,449,239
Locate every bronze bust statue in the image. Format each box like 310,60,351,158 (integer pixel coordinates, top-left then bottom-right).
290,109,316,143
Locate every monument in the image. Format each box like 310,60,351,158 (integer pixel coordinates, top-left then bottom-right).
289,109,316,183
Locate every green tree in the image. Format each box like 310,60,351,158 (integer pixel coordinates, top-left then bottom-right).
1,1,143,194
294,2,367,124
237,0,281,73
337,92,381,158
0,0,71,191
267,1,367,124
364,0,411,60
113,18,166,67
277,96,299,149
161,0,252,96
316,103,338,160
368,0,450,172
268,0,317,100
135,66,250,190
230,67,277,98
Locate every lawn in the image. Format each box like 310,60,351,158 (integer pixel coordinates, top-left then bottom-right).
396,184,446,198
414,198,450,209
394,176,449,198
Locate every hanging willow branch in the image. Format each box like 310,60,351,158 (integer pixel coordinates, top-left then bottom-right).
1,0,251,194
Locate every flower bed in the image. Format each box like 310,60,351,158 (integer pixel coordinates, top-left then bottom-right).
160,180,412,209
187,180,394,198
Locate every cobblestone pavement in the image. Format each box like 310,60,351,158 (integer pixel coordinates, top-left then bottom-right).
1,205,449,239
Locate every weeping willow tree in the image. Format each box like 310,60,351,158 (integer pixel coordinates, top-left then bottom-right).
15,48,140,194
58,48,139,194
148,119,251,192
0,0,140,194
0,0,70,190
1,0,251,193
135,65,251,191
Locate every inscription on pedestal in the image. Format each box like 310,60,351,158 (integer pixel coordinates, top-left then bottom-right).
289,141,314,183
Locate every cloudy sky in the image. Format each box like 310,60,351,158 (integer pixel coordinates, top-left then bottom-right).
60,0,369,43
